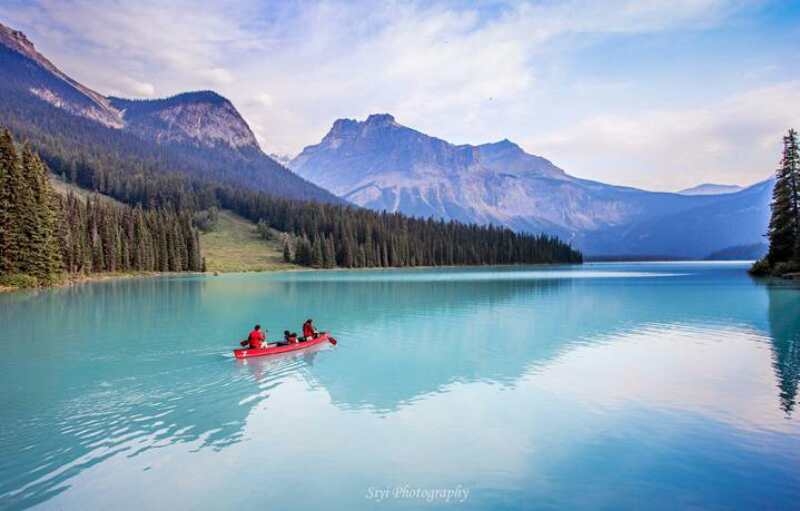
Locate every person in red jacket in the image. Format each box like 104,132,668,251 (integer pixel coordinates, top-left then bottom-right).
302,319,317,341
246,325,266,349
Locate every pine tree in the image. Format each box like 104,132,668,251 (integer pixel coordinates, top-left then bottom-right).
311,235,324,268
787,130,800,262
323,235,336,268
16,146,43,277
282,239,292,263
767,130,800,265
0,129,18,273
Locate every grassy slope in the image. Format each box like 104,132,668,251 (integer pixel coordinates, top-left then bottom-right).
200,210,295,272
50,175,294,273
49,175,126,206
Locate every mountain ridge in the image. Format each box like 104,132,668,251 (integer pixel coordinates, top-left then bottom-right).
678,183,744,196
0,21,339,203
291,114,771,257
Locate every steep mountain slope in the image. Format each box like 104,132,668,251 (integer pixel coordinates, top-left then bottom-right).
0,21,339,203
679,183,743,195
291,114,771,257
0,23,122,127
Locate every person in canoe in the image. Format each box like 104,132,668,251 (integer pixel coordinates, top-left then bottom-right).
243,324,266,349
283,330,299,344
302,319,318,341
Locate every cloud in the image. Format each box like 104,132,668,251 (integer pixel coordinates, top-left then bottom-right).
105,76,156,98
253,93,273,108
530,82,800,190
0,0,791,188
196,67,235,86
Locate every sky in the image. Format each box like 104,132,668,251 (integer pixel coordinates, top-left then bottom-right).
1,0,799,191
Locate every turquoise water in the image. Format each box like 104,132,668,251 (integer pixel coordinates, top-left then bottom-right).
1,262,799,510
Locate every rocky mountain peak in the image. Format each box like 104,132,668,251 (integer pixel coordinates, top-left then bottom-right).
479,138,523,154
0,22,123,128
110,91,260,151
365,113,396,126
329,118,359,135
0,22,36,58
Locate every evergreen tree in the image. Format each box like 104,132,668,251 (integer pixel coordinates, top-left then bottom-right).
0,129,19,273
323,235,336,268
15,147,42,277
282,239,292,263
311,235,324,268
767,130,800,265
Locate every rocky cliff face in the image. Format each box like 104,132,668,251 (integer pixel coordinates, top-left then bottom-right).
110,91,260,151
291,114,771,257
0,22,123,128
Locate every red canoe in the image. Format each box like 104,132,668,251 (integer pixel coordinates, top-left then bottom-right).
233,332,336,359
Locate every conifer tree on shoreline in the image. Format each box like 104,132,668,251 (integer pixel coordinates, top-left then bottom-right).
752,129,800,276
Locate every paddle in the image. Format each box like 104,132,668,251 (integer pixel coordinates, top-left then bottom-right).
328,336,338,345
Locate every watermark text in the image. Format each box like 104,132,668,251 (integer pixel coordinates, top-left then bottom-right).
365,485,470,504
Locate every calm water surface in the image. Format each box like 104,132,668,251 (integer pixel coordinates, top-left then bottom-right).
0,262,799,510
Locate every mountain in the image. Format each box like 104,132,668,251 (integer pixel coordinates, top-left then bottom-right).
0,22,122,128
291,114,771,257
705,243,768,261
110,91,259,150
679,183,744,195
0,22,339,203
579,178,772,257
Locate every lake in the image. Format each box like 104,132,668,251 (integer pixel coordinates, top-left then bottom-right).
0,262,798,510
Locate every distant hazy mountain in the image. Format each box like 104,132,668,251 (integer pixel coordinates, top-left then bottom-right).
679,183,744,195
291,114,771,257
579,179,772,258
705,243,768,261
0,21,338,203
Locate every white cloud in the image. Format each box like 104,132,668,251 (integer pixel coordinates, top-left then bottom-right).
0,0,790,190
530,82,800,190
253,93,273,108
105,76,156,98
196,67,235,86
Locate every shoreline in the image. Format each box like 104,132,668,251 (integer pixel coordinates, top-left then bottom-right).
0,262,581,293
1,260,767,294
0,271,206,293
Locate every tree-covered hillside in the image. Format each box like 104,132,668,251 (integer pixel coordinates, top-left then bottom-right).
0,130,203,287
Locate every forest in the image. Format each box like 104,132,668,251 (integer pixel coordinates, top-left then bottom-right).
0,130,203,287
